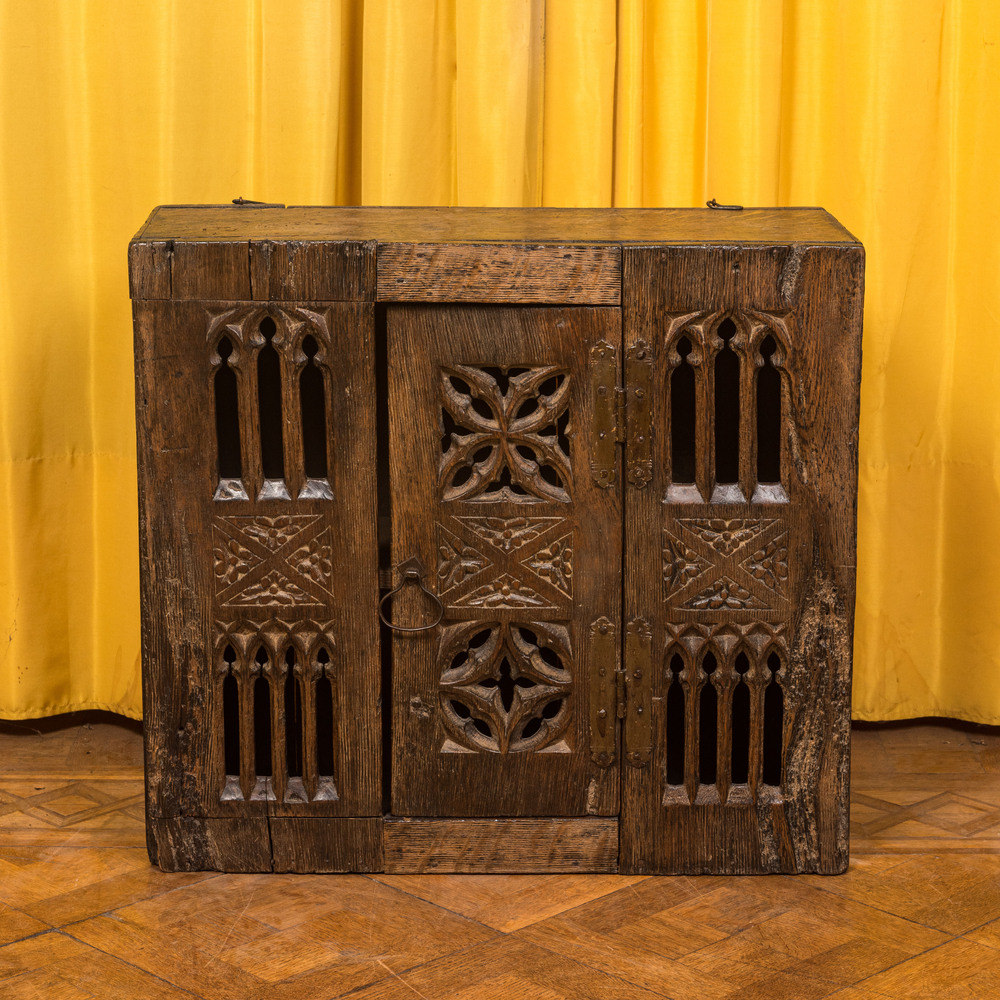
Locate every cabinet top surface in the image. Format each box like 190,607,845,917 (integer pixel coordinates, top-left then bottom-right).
134,206,860,246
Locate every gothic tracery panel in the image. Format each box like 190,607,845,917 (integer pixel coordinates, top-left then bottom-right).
439,365,572,503
215,618,338,805
438,619,573,754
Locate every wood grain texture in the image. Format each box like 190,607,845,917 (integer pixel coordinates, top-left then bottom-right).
250,239,374,300
377,243,621,303
344,937,666,999
383,818,618,873
387,304,622,818
136,205,861,245
370,872,649,932
171,241,251,299
151,816,273,873
134,298,382,872
620,244,864,874
270,817,383,872
128,240,172,299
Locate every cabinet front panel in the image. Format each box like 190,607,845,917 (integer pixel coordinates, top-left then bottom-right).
621,245,863,873
135,299,381,827
388,305,622,817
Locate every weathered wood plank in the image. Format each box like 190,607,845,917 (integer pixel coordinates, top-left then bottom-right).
383,818,618,873
171,241,251,299
249,239,375,300
270,818,383,872
128,241,172,299
151,817,272,873
377,244,621,303
136,205,861,245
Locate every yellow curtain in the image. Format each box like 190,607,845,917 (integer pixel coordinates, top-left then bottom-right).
0,0,997,723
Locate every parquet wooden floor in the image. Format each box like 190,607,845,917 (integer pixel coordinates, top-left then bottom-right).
0,714,997,999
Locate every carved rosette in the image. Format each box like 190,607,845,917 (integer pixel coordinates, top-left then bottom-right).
438,620,572,754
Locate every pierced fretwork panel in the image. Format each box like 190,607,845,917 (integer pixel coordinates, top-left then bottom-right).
215,619,339,806
439,365,572,503
438,619,573,754
662,310,792,504
662,622,787,806
207,305,336,502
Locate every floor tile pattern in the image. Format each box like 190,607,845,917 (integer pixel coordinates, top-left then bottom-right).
0,715,997,999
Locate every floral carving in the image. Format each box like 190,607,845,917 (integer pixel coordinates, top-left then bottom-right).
214,537,258,587
226,570,313,606
439,365,572,502
680,518,773,556
439,620,572,753
523,535,573,597
437,525,490,594
242,515,311,550
684,576,768,611
457,515,563,553
662,532,711,592
288,535,333,584
454,573,547,609
742,534,788,592
213,515,331,608
435,516,574,611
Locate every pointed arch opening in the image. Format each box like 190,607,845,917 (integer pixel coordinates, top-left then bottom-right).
713,318,740,486
666,650,686,785
763,650,784,786
756,334,782,484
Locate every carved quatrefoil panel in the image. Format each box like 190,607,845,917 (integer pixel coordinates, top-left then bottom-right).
438,619,572,754
213,515,332,607
439,365,572,503
663,517,789,617
436,515,574,612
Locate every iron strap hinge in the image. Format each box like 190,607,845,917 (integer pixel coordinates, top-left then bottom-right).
625,340,652,488
589,615,653,769
591,340,653,488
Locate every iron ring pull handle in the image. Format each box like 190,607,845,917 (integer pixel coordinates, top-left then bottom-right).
378,556,444,633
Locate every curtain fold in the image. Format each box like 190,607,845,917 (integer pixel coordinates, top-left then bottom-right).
0,0,996,722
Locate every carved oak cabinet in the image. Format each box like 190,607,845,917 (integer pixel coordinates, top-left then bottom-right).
130,206,864,875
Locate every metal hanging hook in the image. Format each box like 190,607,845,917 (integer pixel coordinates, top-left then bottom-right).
378,556,444,633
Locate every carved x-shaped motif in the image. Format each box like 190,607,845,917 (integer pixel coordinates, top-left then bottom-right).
213,514,333,608
662,517,789,616
435,514,574,613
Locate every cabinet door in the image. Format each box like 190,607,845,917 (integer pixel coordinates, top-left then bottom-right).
621,245,864,873
388,305,622,817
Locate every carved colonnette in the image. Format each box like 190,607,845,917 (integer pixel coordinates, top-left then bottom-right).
132,207,862,874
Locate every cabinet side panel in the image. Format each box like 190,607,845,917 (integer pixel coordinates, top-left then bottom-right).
621,244,863,874
135,295,382,872
134,300,215,854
